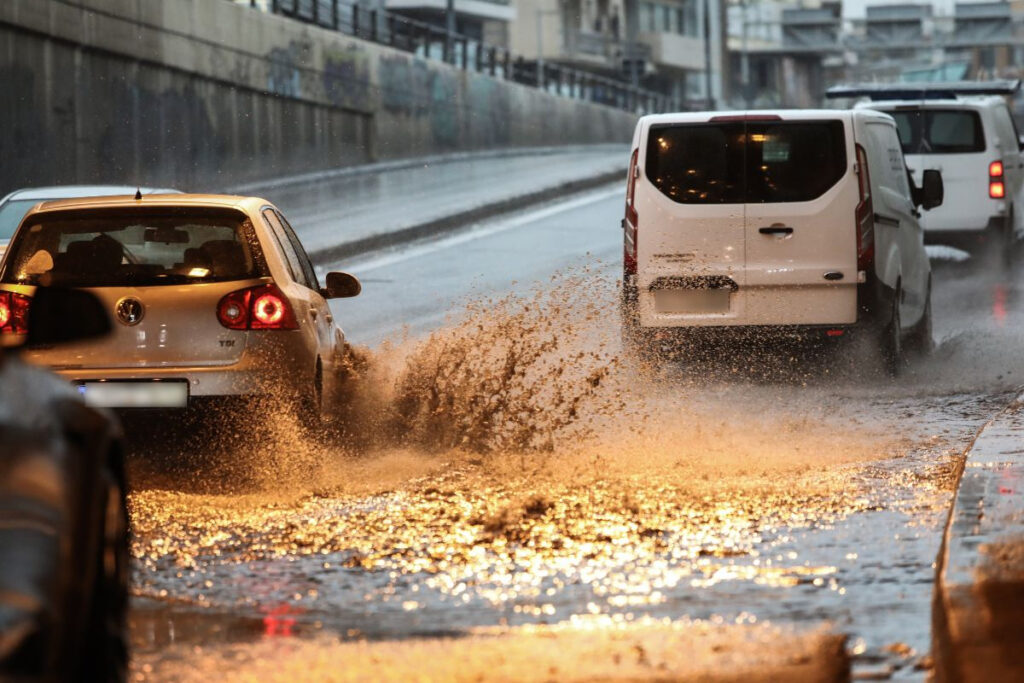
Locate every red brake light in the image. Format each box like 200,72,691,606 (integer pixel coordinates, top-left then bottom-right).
708,114,783,122
989,160,1005,199
252,292,287,328
217,283,298,330
854,144,875,271
0,291,30,336
624,149,639,276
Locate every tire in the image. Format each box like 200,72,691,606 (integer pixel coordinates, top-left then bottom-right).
906,279,934,357
77,464,128,683
881,293,905,378
298,363,324,434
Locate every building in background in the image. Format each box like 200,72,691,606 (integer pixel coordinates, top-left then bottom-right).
726,0,1024,108
507,0,727,110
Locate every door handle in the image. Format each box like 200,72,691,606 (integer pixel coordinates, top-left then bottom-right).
758,225,794,236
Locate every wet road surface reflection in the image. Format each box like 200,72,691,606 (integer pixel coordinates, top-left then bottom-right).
128,228,1024,680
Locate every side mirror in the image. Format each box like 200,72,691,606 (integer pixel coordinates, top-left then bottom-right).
322,271,361,299
1018,134,1024,152
26,287,111,348
920,169,944,211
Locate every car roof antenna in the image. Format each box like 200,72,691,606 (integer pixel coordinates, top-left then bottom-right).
134,188,143,200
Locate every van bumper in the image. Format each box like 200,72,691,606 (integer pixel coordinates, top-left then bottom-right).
923,216,1006,251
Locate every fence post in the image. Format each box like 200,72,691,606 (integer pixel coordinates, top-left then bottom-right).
489,47,496,76
461,38,468,69
370,10,378,41
353,4,360,37
475,41,483,72
312,0,318,23
332,0,339,30
504,51,512,80
292,0,298,15
272,0,279,13
387,14,395,46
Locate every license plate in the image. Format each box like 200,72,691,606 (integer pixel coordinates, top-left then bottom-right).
654,288,731,314
76,381,189,408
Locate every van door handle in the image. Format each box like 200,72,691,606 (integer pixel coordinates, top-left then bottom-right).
758,225,794,236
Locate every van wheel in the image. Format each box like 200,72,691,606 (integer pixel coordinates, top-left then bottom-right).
881,295,905,378
619,282,644,358
906,280,934,357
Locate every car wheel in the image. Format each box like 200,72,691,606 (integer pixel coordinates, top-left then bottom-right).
297,363,324,434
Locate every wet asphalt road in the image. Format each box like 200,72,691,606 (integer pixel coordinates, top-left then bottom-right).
128,186,1024,681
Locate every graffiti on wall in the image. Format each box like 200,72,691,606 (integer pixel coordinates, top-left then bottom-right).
323,45,371,109
266,40,311,98
379,54,461,147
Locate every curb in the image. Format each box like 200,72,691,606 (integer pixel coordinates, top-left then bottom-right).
228,144,628,195
932,392,1024,683
308,166,626,264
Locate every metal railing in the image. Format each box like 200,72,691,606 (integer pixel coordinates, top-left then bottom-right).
233,0,676,112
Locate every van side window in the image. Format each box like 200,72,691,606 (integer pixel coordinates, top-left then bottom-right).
866,123,911,199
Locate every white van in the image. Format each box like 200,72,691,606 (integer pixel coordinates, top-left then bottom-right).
620,109,943,375
828,81,1023,255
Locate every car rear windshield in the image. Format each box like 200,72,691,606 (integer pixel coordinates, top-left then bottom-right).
645,120,848,204
889,109,985,154
0,208,266,287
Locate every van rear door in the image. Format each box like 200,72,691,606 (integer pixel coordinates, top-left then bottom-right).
636,115,746,327
742,113,859,325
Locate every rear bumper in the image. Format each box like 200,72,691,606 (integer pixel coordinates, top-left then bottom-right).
923,216,1005,250
49,344,314,405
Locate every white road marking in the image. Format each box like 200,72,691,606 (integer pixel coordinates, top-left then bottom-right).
336,185,622,273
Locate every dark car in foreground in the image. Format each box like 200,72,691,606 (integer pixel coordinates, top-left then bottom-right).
0,288,128,682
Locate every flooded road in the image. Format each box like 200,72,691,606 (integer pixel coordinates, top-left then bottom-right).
127,189,1024,681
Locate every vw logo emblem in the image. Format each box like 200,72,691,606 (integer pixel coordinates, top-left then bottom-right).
115,297,144,326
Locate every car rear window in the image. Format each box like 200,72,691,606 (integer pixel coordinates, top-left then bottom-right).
889,109,985,154
646,121,848,204
0,208,267,287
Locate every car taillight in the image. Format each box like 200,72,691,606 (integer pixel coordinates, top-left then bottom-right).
989,160,1005,199
217,283,298,331
854,144,875,272
0,291,30,336
624,148,639,276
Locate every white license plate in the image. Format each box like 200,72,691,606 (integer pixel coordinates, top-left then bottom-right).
76,381,189,408
654,288,731,314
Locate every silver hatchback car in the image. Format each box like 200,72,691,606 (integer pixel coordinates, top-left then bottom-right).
0,194,361,421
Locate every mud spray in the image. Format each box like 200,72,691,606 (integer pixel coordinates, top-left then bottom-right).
128,264,1013,681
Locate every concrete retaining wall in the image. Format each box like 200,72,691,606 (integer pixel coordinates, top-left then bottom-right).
0,0,636,195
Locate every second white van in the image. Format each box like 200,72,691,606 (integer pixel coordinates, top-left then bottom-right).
620,109,944,375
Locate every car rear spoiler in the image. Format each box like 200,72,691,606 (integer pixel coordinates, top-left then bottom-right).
825,80,1021,101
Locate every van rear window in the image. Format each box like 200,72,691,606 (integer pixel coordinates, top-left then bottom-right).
889,109,985,154
646,121,848,204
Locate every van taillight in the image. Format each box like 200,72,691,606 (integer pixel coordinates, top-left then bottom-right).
217,283,298,330
989,160,1005,199
0,291,30,336
854,144,875,272
624,148,639,275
